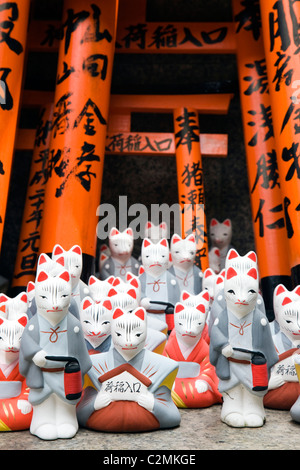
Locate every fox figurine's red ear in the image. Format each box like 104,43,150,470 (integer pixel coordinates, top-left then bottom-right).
134,308,145,320
143,238,151,248
37,271,48,283
226,267,237,280
53,245,64,256
72,245,82,255
59,271,70,283
160,238,168,247
110,228,120,237
83,298,93,310
113,308,124,320
227,249,239,261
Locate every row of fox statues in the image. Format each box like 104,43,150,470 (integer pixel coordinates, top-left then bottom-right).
0,218,299,440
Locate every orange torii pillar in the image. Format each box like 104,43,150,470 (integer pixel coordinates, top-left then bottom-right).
0,0,30,251
11,103,54,294
173,107,209,271
38,0,119,281
233,0,291,320
260,0,300,286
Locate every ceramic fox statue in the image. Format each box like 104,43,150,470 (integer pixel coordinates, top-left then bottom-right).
209,248,278,428
209,218,233,272
29,252,82,320
163,293,222,408
109,275,141,303
87,275,115,304
19,253,92,440
139,238,181,332
208,249,266,334
80,297,113,354
202,268,225,336
26,281,36,319
0,292,28,320
52,244,88,318
264,284,300,410
0,307,32,431
76,307,181,432
106,276,167,355
180,289,210,344
202,268,217,308
168,233,203,295
99,227,140,281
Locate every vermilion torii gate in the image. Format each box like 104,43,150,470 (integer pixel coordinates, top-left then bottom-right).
232,0,292,320
0,1,30,252
7,0,299,311
13,91,231,287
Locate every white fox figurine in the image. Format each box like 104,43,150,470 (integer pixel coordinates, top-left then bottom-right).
99,227,140,281
76,306,181,432
168,233,203,295
19,253,92,440
139,238,180,333
209,218,232,272
209,249,278,428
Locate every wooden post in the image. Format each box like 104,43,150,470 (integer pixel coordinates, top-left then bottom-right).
11,103,54,293
0,0,30,250
38,0,119,281
233,0,291,320
260,0,300,286
173,107,209,271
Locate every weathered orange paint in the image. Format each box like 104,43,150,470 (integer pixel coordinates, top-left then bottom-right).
38,0,119,274
173,107,209,271
260,0,300,285
12,103,54,289
109,93,233,114
15,128,228,158
0,0,30,250
233,0,291,278
233,0,291,318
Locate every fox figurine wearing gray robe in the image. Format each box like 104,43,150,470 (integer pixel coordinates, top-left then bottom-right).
209,249,278,428
19,253,92,441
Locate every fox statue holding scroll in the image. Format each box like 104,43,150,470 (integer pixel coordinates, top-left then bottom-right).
77,307,181,432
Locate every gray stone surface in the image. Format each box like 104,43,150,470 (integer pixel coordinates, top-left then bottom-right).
0,406,298,451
